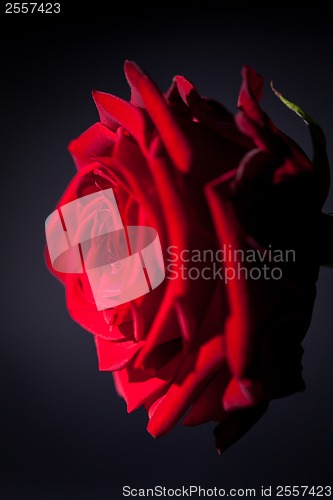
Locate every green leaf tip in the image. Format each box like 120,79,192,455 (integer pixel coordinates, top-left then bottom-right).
270,80,330,206
270,81,320,128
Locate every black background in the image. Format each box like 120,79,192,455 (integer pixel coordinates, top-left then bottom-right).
1,2,333,499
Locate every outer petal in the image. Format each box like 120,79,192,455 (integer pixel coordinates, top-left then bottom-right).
205,167,319,410
95,336,143,371
68,123,115,171
183,369,229,426
214,403,268,454
113,352,183,412
171,75,201,107
222,377,263,411
237,65,264,123
236,65,313,178
204,177,253,379
147,334,225,438
165,74,253,182
124,61,192,173
92,89,150,153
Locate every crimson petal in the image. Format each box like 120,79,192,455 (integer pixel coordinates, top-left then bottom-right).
113,352,183,412
95,336,143,371
147,335,225,438
124,60,192,173
92,90,149,152
68,123,115,171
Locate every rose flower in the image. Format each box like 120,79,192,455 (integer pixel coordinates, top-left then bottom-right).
46,62,330,452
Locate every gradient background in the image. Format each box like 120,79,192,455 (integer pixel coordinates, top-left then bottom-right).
1,2,333,499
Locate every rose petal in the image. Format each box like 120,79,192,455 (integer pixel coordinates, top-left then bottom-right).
95,336,143,371
237,65,264,123
193,99,253,150
65,274,112,338
183,369,229,426
92,89,149,151
147,334,225,438
95,128,167,245
164,77,193,119
235,111,276,152
68,123,115,171
222,377,263,411
172,75,201,107
205,178,253,379
214,402,268,454
130,284,179,343
113,352,183,412
133,287,183,369
124,60,192,173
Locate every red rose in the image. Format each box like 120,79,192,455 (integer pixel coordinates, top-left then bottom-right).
46,62,330,452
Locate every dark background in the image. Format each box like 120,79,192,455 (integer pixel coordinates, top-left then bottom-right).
1,2,333,499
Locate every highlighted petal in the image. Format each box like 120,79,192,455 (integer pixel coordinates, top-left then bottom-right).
173,75,201,107
237,65,264,123
124,61,192,173
92,90,149,151
68,123,115,171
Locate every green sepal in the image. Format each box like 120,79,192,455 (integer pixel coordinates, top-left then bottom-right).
271,82,330,206
271,83,332,267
